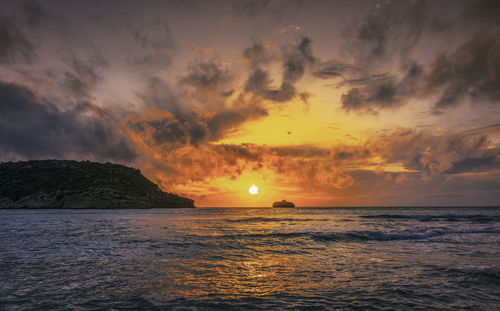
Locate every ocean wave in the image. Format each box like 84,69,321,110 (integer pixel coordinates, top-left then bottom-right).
449,266,500,279
312,229,446,242
360,214,500,222
196,228,500,242
212,229,500,242
313,228,500,242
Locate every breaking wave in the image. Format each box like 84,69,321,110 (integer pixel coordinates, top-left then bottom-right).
312,229,447,242
360,214,500,222
213,228,500,242
312,229,500,242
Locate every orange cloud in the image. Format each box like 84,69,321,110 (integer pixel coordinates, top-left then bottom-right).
121,117,500,206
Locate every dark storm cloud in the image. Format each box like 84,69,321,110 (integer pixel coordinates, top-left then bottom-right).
141,113,207,147
178,61,237,111
0,16,34,63
424,34,500,109
143,61,235,115
244,68,296,102
307,1,432,114
208,105,268,140
340,62,423,113
128,105,268,148
134,59,268,149
328,0,500,114
282,36,315,83
368,128,500,178
314,0,437,114
244,36,314,103
0,81,136,162
180,61,232,93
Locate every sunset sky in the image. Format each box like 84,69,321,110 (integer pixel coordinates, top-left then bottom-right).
1,0,499,206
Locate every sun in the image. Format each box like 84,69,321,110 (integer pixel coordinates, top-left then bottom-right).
249,184,258,195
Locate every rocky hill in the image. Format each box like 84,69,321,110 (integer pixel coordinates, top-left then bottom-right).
0,160,194,208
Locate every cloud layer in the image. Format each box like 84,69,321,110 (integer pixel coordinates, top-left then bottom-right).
0,0,499,206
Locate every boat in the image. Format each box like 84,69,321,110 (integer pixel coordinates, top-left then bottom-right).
272,200,295,208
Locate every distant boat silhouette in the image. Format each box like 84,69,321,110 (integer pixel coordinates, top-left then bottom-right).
272,200,295,208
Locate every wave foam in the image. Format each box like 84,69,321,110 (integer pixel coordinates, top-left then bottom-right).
360,214,500,222
313,229,446,242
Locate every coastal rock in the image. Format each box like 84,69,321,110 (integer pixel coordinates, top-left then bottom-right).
272,200,295,208
0,160,195,208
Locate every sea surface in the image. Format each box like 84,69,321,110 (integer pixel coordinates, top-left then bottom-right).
1,207,499,310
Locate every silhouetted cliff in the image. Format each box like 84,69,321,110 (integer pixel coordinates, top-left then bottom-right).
0,160,194,208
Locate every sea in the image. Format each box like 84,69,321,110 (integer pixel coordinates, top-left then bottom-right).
1,207,499,310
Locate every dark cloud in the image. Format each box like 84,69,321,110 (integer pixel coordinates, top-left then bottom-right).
141,76,181,112
313,60,362,79
328,0,500,114
367,128,500,178
220,89,234,97
340,62,423,113
180,61,233,108
244,36,315,103
425,34,500,109
134,59,268,149
62,54,103,99
143,61,236,115
270,145,330,158
464,0,500,27
213,144,261,163
142,113,207,147
0,81,136,162
341,0,428,67
231,0,270,18
0,16,34,63
138,60,233,113
208,105,267,140
181,62,232,91
244,68,296,102
330,30,500,113
282,36,315,83
127,105,267,148
242,40,272,66
331,146,371,163
444,156,499,174
310,0,436,114
22,0,49,27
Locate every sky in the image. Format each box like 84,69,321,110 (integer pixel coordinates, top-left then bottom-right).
1,0,499,207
